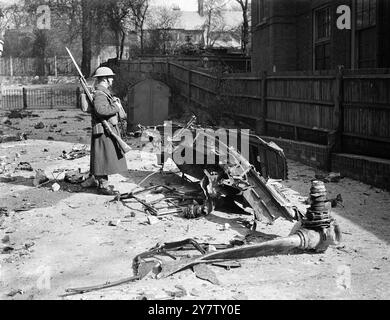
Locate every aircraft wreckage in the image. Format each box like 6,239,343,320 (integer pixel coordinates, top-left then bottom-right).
65,116,342,295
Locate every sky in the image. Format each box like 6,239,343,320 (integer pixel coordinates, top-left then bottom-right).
0,0,199,10
0,0,236,10
151,0,198,10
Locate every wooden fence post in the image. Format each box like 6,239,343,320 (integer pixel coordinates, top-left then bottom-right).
332,66,344,153
23,88,28,109
257,71,267,135
51,88,54,109
10,56,13,77
54,56,58,77
187,68,192,104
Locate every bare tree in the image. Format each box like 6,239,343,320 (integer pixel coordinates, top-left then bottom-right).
128,0,149,54
103,0,134,59
202,0,228,48
235,0,250,54
0,3,33,32
146,6,181,54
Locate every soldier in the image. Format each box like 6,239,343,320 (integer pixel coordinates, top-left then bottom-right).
83,67,128,195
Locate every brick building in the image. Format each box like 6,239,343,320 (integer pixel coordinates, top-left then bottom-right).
251,0,390,72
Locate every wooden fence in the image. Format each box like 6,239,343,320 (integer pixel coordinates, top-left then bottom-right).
116,59,390,160
0,86,79,110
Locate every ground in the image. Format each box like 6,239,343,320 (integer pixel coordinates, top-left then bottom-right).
0,109,389,300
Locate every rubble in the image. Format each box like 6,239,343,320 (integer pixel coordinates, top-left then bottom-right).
7,110,39,119
16,162,33,172
33,170,50,187
315,172,343,183
1,246,14,254
193,264,220,285
52,183,61,192
64,170,89,184
62,145,89,160
34,122,45,129
65,174,342,295
7,289,24,297
138,116,300,227
2,235,10,243
0,132,28,144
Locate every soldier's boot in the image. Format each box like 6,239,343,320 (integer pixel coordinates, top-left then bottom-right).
81,175,98,188
96,176,119,196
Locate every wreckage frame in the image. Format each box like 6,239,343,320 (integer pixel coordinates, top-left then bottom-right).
65,116,342,295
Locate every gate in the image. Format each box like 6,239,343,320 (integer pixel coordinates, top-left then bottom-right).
127,79,170,130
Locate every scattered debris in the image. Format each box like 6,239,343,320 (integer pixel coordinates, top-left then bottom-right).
193,264,220,285
7,110,24,119
80,175,98,188
62,145,89,160
315,172,343,183
7,110,38,119
52,183,61,192
14,203,37,212
1,246,14,254
190,288,200,296
24,242,35,250
7,289,24,297
64,170,89,184
108,220,121,227
33,170,50,187
34,122,45,129
141,116,302,226
329,194,344,208
147,216,159,225
220,223,231,231
16,162,33,172
165,285,187,298
0,132,27,144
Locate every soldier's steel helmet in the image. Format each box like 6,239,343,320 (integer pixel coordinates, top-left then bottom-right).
93,67,115,78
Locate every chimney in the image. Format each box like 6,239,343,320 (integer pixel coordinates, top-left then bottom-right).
198,0,204,16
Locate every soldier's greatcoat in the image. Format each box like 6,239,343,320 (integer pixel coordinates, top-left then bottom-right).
90,84,127,176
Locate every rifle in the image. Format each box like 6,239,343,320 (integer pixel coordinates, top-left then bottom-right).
65,47,131,154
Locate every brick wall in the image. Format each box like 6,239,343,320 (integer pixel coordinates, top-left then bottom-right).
251,0,355,72
332,153,390,190
260,137,390,190
262,136,332,170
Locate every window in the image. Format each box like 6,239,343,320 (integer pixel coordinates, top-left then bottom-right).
315,43,331,70
315,7,331,41
314,7,331,70
356,0,377,68
356,0,376,29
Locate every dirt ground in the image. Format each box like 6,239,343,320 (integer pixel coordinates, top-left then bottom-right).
0,109,389,300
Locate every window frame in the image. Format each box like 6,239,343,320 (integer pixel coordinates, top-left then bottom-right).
313,5,332,70
356,0,377,30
